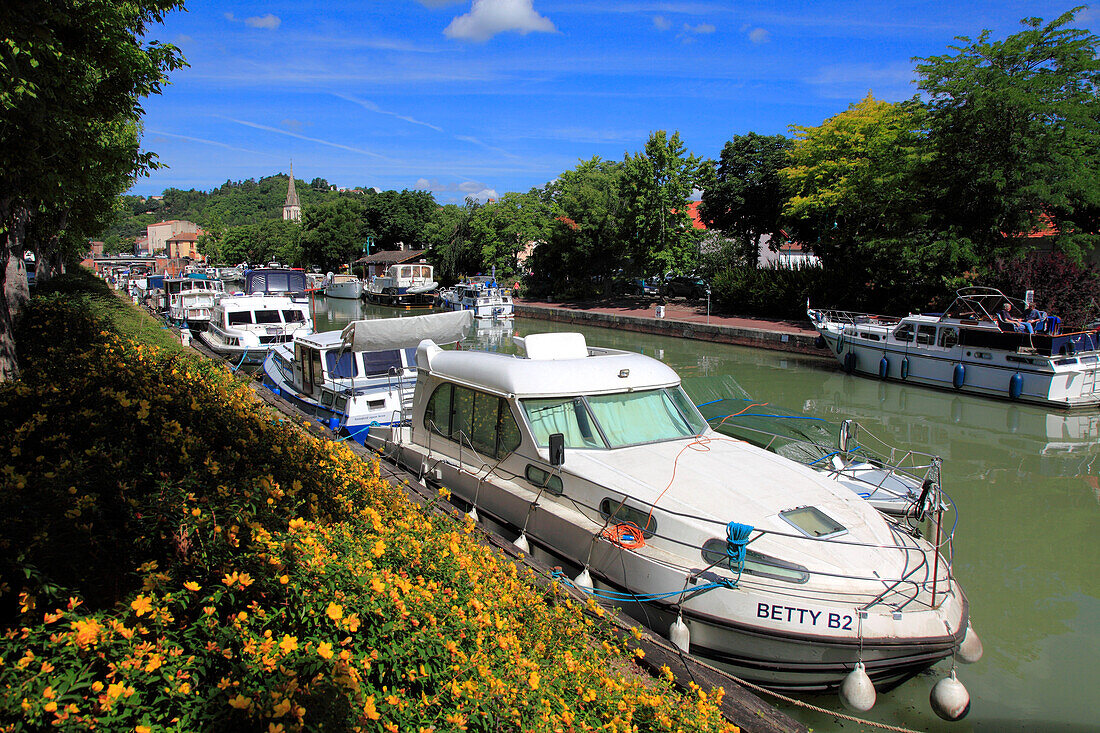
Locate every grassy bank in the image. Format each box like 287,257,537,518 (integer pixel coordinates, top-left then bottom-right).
0,271,736,732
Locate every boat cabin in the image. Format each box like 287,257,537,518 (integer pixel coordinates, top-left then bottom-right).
244,268,308,296
290,329,416,405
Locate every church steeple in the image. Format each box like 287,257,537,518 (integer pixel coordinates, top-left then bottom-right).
283,161,301,221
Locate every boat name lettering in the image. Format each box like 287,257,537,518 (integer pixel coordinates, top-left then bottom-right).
756,603,852,629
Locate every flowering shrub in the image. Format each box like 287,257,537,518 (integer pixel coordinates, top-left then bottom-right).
0,276,738,731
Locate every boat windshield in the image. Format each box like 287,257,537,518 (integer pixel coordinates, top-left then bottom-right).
522,387,707,449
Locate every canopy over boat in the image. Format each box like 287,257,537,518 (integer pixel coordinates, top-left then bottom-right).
339,309,473,352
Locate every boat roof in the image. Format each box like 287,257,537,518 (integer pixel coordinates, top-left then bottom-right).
419,333,681,397
299,311,473,352
215,293,309,309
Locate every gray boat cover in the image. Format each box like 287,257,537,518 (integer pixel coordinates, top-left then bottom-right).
340,309,473,351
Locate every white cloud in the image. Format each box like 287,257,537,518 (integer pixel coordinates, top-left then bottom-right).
748,27,769,44
444,0,556,42
245,14,281,30
653,15,671,31
224,12,281,30
676,21,715,43
413,178,497,201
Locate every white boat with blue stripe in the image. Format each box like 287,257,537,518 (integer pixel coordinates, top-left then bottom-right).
809,288,1100,409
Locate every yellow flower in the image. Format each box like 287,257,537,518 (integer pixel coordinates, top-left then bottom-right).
228,694,251,710
272,699,292,717
289,517,305,530
44,701,57,713
136,727,152,733
237,573,254,587
344,614,360,632
221,572,238,587
269,725,285,733
70,618,102,648
278,635,298,655
325,602,343,621
130,596,153,617
371,540,386,557
145,655,164,673
184,581,200,592
278,575,289,585
363,696,381,721
528,671,540,689
316,642,334,660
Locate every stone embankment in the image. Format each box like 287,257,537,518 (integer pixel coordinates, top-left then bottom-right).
516,297,827,356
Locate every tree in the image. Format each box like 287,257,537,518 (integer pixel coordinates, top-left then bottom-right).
699,133,792,267
465,191,550,279
916,7,1100,267
619,131,709,277
528,157,625,297
781,95,955,310
362,189,438,250
300,198,368,270
0,0,185,379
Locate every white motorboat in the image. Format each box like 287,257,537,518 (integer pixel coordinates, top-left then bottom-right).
262,310,473,442
436,276,514,318
323,272,364,300
199,292,313,368
809,287,1100,409
683,376,947,519
366,332,978,710
162,274,223,328
365,263,438,308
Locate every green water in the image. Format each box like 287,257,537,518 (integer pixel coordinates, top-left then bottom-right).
313,299,1100,732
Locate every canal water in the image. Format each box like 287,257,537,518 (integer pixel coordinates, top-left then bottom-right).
312,297,1100,733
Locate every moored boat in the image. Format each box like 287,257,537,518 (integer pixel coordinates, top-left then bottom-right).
262,310,472,442
161,274,223,328
365,331,978,710
365,263,438,308
436,276,514,318
323,272,364,299
198,292,313,368
809,287,1100,409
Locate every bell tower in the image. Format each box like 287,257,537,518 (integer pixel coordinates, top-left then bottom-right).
283,161,301,221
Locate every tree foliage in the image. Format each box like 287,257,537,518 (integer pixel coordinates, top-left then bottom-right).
301,198,368,270
916,6,1100,266
699,133,792,267
620,131,709,277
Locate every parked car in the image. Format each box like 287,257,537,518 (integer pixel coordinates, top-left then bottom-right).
663,276,709,300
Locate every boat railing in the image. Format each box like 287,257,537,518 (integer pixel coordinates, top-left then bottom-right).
809,307,901,328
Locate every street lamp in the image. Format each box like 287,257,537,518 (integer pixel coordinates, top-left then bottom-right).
706,286,711,325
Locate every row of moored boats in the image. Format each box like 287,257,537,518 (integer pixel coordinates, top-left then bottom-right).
320,265,515,318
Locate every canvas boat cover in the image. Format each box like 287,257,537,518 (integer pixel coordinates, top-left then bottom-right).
340,309,474,352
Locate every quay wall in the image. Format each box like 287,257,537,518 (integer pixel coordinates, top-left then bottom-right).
516,303,827,357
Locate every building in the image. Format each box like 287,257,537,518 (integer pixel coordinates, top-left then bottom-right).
355,248,429,279
146,220,200,255
166,230,205,261
283,163,301,222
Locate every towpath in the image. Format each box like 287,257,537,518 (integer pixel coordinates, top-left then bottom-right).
516,296,827,357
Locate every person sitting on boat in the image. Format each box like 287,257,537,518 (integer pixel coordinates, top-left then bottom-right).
995,301,1033,333
1024,298,1062,335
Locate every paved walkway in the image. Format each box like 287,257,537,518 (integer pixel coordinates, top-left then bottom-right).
515,296,827,356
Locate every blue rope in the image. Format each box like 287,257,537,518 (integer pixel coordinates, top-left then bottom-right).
722,521,754,588
712,413,828,422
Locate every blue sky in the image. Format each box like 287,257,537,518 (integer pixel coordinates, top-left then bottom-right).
133,1,1093,204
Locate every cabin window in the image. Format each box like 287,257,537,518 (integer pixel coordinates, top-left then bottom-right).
939,328,959,348
525,465,563,495
523,398,605,449
255,310,281,324
893,324,914,342
916,325,937,346
598,498,656,539
423,382,521,460
360,349,403,377
282,309,305,323
701,540,809,584
228,311,253,325
779,506,847,539
310,349,324,387
325,351,357,378
320,390,335,407
334,394,348,412
585,389,702,447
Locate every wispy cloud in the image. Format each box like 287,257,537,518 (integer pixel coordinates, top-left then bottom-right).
444,0,556,42
805,62,917,100
280,119,311,131
224,11,282,30
219,117,398,161
145,130,273,157
653,16,671,31
333,94,444,132
454,134,519,159
676,22,715,43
